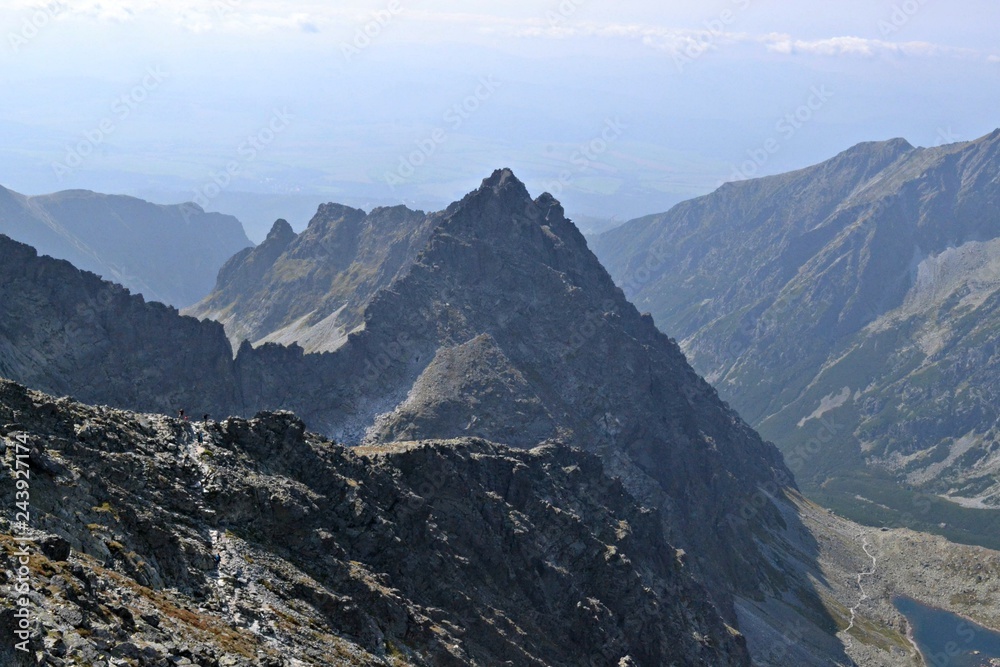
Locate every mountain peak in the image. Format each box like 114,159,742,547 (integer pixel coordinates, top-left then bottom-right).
840,136,915,160
977,127,1000,146
265,218,295,244
438,168,539,233
884,136,916,151
476,168,531,202
481,167,519,187
0,184,19,206
307,203,367,230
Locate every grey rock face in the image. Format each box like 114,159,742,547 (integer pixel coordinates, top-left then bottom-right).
0,186,252,308
0,379,752,666
0,234,243,418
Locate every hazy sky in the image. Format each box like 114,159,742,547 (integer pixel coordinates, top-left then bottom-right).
2,0,998,239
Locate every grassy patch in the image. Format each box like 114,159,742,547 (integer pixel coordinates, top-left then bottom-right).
806,475,1000,550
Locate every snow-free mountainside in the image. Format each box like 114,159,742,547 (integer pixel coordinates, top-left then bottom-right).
592,130,1000,549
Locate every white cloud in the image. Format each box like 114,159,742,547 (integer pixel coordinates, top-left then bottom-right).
511,22,750,56
2,2,994,62
507,21,987,61
761,35,969,58
0,1,346,32
25,0,156,22
173,9,326,35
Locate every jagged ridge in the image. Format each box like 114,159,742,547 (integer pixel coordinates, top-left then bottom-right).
185,203,436,353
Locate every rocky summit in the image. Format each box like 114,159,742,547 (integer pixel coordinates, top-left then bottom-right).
0,379,751,666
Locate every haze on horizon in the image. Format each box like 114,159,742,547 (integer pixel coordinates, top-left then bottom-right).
1,0,998,240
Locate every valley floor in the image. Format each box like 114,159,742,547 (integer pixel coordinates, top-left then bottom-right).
794,493,1000,666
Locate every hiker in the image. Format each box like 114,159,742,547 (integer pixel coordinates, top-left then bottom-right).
178,409,185,420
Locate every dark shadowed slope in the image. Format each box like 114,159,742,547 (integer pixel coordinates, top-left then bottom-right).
0,234,242,415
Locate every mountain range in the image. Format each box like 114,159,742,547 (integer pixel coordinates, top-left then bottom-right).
0,185,251,308
591,129,1000,548
1,171,797,606
3,168,1000,665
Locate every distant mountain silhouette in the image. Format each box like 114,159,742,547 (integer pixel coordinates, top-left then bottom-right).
0,185,251,307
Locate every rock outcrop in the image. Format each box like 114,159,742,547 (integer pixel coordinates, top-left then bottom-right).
0,379,751,666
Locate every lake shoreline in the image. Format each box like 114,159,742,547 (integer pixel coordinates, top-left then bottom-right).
893,594,1000,666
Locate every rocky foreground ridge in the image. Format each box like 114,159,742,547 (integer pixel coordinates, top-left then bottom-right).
6,382,1000,667
0,379,750,666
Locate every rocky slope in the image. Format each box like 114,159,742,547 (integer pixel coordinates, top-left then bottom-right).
591,130,1000,544
185,204,436,353
6,384,1000,667
0,379,751,666
0,234,242,417
0,186,251,307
